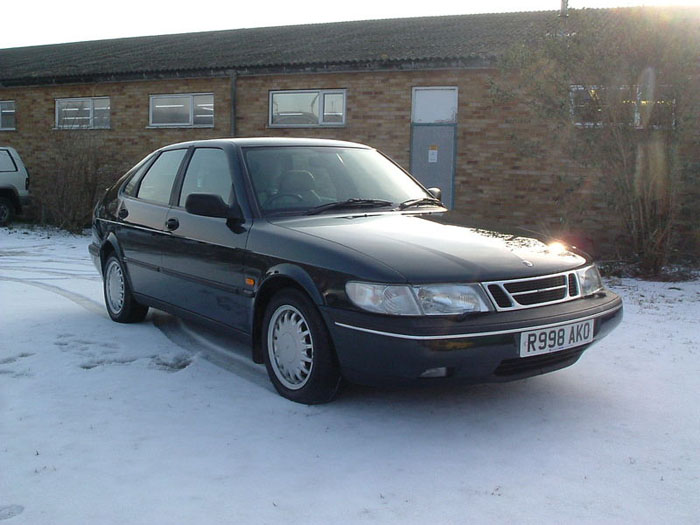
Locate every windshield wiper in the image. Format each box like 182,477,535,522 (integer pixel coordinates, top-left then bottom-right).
305,198,393,215
398,197,444,210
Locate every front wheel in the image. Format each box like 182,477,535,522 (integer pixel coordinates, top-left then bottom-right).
262,289,341,404
103,255,148,323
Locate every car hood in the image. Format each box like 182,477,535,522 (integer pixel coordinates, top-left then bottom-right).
272,211,587,283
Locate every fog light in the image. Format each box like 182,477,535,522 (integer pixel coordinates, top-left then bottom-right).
420,367,448,378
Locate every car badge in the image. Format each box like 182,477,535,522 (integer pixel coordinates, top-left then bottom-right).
522,260,534,267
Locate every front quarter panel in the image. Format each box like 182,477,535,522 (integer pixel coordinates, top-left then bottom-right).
246,219,407,308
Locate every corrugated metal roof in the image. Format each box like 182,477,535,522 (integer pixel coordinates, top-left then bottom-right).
0,7,696,85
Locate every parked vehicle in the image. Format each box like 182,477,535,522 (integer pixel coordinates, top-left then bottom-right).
0,146,31,225
90,138,622,403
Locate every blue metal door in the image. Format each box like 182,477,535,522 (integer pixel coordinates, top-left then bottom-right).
410,87,458,208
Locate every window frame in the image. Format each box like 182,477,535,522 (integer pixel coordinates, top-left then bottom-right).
0,149,18,172
268,89,347,128
134,148,189,205
569,85,605,128
148,93,215,129
411,86,459,124
570,84,676,129
55,97,110,130
0,101,16,131
176,147,234,208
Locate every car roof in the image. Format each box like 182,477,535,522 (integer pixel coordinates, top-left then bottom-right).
161,137,373,150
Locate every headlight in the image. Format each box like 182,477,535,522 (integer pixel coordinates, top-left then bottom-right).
344,282,421,315
346,282,493,316
576,265,604,296
413,284,493,314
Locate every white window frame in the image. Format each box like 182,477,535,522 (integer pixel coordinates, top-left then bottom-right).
55,97,110,130
269,89,346,128
0,100,16,131
148,93,214,128
411,87,459,124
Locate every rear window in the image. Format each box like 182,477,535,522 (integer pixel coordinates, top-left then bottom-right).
0,150,18,172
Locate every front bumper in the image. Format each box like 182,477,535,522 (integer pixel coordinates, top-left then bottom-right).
320,290,622,386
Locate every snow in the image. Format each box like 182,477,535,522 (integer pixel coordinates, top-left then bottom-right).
1,226,698,524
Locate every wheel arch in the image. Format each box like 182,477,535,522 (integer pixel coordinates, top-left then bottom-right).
98,233,124,274
0,187,20,211
251,264,325,364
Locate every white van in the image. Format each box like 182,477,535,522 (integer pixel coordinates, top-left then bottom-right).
0,146,31,225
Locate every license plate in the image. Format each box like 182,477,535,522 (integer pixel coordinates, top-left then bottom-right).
519,319,594,357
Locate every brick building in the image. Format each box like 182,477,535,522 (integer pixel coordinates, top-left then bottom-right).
0,7,697,257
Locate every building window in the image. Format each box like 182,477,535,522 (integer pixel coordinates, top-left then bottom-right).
0,101,16,130
570,85,675,129
412,87,458,124
634,85,676,129
149,94,214,128
269,89,346,127
570,85,605,127
56,97,110,129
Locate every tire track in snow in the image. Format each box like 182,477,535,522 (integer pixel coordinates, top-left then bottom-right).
152,312,271,391
0,275,106,317
0,267,100,280
1,271,270,391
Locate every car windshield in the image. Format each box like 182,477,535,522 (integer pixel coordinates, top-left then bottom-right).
243,146,432,215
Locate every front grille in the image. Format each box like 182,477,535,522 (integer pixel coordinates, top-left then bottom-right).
504,275,566,294
568,273,579,296
484,271,583,311
494,348,585,377
515,287,567,305
488,284,512,308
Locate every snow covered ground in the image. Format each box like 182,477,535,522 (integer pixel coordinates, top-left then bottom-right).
1,226,698,524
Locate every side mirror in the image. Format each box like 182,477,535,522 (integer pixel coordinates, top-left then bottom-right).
185,193,243,224
427,187,442,201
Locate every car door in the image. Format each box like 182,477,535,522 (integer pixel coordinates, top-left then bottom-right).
116,148,188,300
160,146,251,333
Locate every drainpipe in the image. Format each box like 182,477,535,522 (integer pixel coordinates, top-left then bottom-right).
229,70,237,137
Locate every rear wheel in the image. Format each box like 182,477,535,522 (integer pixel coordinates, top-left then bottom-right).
0,197,14,226
103,255,148,323
262,289,341,404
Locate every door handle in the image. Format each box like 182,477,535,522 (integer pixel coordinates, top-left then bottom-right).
118,208,129,219
165,217,179,231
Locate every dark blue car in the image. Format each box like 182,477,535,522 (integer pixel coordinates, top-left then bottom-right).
90,138,622,403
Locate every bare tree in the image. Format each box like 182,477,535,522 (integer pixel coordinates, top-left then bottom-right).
493,7,699,275
39,132,117,232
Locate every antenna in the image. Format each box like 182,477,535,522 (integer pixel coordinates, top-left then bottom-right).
560,0,569,17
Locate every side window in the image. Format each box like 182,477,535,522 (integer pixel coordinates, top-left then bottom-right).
0,150,18,172
123,156,155,196
179,148,233,207
136,149,187,204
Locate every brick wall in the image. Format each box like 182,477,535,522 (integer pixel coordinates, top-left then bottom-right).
237,70,619,256
1,69,623,256
0,77,232,215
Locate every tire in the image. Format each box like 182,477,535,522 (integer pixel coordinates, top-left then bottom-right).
262,288,342,404
0,197,14,226
103,255,148,323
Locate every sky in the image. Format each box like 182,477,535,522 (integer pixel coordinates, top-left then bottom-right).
2,0,698,49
